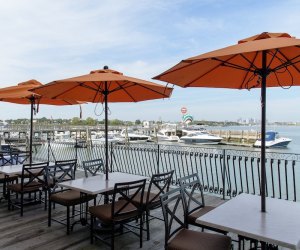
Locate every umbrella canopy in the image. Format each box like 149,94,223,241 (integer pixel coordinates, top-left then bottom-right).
154,32,300,212
0,79,80,163
31,66,173,180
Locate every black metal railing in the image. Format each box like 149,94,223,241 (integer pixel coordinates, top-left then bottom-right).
32,140,300,202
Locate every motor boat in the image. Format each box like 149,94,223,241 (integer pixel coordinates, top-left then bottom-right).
120,129,150,143
179,131,223,145
153,123,180,142
91,134,124,144
253,131,292,148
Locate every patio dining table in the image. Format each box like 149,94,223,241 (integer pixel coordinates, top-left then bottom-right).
196,193,300,250
0,162,54,175
58,171,147,195
57,171,148,229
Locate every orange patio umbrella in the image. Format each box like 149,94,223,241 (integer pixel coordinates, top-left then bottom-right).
31,66,173,180
154,32,300,212
0,79,80,163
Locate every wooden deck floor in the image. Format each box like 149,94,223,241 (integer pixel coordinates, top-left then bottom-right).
0,178,226,250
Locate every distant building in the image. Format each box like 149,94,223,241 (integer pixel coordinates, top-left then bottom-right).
143,120,154,128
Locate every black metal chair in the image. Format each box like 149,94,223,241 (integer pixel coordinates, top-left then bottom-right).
132,170,174,240
82,158,104,177
16,151,31,164
83,158,115,204
47,159,95,234
160,187,231,250
89,179,146,250
7,162,49,216
179,173,227,234
1,149,18,166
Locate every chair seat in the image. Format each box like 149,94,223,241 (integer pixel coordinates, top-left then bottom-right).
89,199,139,224
0,173,18,183
168,228,231,250
8,181,43,193
50,190,95,207
187,206,216,225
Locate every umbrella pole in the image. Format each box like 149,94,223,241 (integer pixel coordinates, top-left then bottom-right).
104,81,109,180
261,50,267,212
29,97,34,164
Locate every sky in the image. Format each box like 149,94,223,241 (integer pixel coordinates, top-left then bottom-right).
1,0,300,123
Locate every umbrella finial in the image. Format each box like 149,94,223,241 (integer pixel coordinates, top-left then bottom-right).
103,65,109,70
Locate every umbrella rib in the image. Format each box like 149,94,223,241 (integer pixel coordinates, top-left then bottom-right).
90,81,105,103
52,81,105,103
113,81,137,102
272,52,300,73
240,51,260,88
267,49,279,69
183,55,239,87
110,81,171,99
154,58,207,79
212,57,257,73
239,53,259,71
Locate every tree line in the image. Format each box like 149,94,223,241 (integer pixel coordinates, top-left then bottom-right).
3,117,143,126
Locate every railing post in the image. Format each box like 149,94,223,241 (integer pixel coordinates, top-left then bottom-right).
47,138,50,162
75,137,78,160
110,142,113,172
157,144,160,174
222,149,226,200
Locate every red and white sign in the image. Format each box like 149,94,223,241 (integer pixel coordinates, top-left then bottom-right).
181,107,187,114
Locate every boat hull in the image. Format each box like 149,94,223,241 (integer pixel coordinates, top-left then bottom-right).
254,138,292,148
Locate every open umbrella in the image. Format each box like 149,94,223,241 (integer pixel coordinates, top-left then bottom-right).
154,32,300,212
0,79,80,163
31,66,173,180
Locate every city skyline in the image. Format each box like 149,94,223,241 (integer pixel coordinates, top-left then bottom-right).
1,0,300,122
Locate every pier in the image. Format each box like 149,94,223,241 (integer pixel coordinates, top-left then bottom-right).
0,124,260,147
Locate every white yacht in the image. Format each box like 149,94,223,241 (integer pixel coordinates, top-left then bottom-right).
91,133,123,144
254,131,292,148
120,129,150,143
180,131,223,145
153,123,180,142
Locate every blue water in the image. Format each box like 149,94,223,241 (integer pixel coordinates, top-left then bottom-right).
209,125,300,154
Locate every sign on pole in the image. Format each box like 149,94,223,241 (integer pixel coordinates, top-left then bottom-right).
181,107,187,114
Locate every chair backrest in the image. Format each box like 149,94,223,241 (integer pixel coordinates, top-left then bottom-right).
55,159,77,180
82,158,104,177
21,162,49,192
160,187,186,248
178,173,205,216
47,159,77,192
1,149,19,166
111,179,146,221
146,170,174,208
16,151,31,164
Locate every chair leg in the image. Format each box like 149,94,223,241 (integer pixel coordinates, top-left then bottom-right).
140,216,143,248
48,199,52,227
44,190,47,211
111,223,115,250
146,210,150,240
90,215,94,244
20,193,23,216
7,188,11,210
67,206,70,235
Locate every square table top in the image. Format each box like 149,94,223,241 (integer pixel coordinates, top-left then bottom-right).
196,193,300,249
0,162,54,175
0,164,23,175
58,172,147,195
